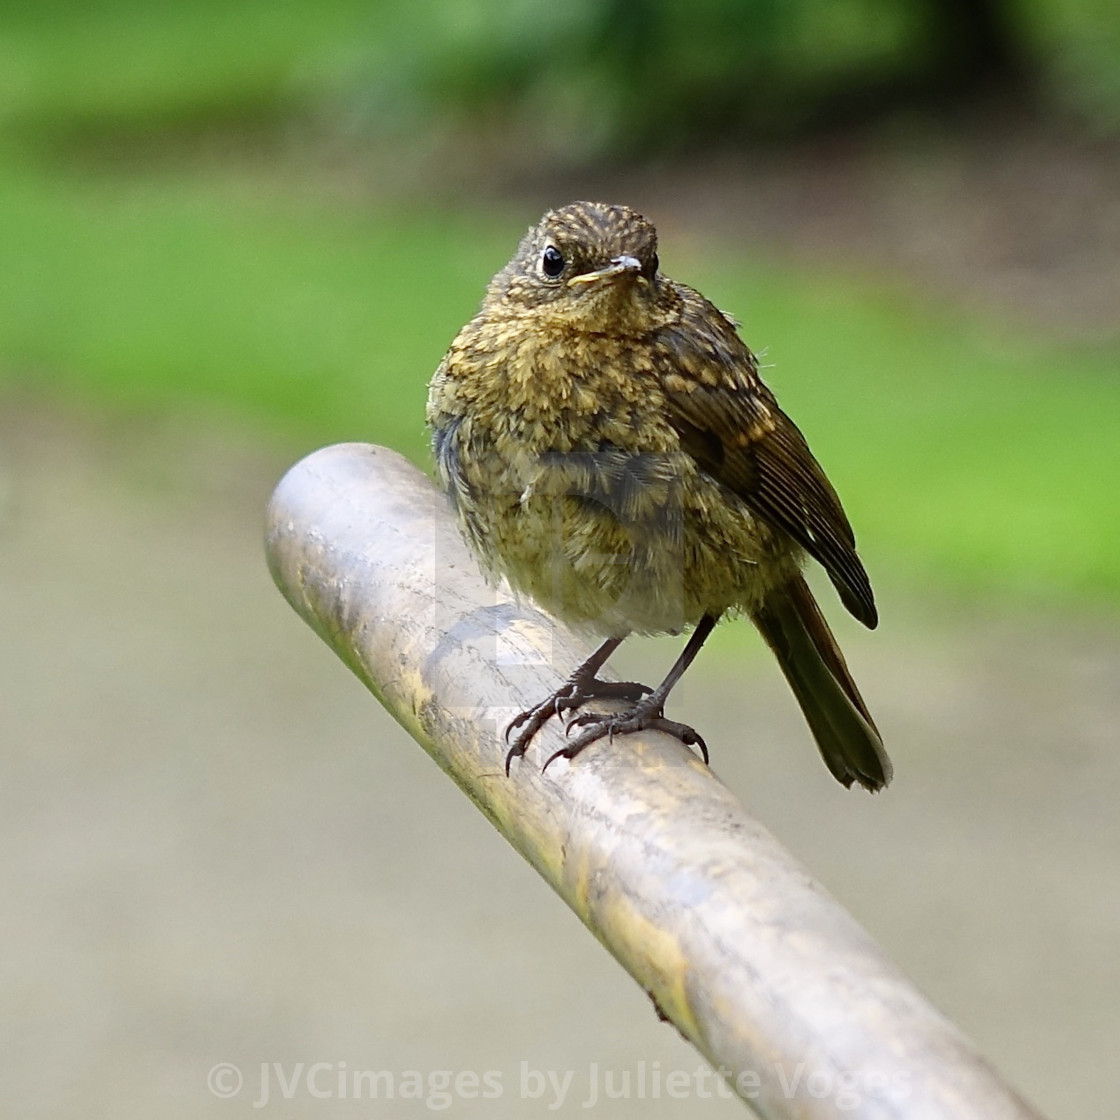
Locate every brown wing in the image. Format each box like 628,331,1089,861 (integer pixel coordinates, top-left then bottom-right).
656,290,878,629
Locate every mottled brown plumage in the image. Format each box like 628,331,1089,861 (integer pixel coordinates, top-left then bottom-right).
427,201,891,790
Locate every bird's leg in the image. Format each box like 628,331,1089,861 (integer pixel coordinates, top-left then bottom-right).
546,613,721,770
504,635,650,773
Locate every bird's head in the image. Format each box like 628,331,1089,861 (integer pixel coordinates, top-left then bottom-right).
487,201,664,334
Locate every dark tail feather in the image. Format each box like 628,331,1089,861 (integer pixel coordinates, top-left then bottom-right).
752,576,892,792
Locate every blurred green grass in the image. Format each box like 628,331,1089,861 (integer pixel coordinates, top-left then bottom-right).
2,157,1118,605
0,0,382,137
0,158,500,451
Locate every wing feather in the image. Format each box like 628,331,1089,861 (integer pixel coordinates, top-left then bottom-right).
656,288,878,628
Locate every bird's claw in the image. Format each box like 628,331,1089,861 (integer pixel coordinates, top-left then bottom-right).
505,678,654,773
506,665,710,770
546,704,709,768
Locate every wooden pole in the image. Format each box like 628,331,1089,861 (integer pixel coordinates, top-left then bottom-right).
266,442,1045,1120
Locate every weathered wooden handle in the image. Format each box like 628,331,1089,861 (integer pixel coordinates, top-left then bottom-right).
266,442,1044,1120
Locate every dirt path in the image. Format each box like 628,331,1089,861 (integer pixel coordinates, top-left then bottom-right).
2,399,1117,1118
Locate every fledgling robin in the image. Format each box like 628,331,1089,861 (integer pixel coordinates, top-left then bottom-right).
426,201,891,790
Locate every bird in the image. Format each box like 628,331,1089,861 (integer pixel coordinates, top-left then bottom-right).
426,201,891,791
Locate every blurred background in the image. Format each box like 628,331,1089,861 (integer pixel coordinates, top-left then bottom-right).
2,1,1118,1116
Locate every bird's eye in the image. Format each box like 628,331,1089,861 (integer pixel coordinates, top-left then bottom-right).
540,245,565,279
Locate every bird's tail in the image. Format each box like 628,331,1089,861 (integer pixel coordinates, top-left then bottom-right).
751,575,892,792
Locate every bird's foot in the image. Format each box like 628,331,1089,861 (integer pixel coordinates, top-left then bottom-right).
543,696,709,771
504,675,650,774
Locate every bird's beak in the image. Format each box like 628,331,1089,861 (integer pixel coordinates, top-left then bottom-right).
567,255,645,287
